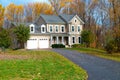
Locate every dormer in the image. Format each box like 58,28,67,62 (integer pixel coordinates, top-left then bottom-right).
30,24,35,33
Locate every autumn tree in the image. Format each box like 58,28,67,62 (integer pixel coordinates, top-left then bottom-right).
0,4,4,27
25,2,53,22
5,3,24,22
49,0,72,15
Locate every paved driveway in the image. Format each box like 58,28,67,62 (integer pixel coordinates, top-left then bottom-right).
53,49,120,80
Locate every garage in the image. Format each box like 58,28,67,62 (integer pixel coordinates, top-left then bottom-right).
27,39,38,49
39,38,49,48
26,37,49,49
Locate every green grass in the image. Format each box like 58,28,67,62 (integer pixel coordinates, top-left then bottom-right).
68,48,120,62
0,50,87,80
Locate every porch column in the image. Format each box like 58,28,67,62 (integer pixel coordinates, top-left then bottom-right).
56,36,59,44
69,36,71,45
50,36,53,46
62,36,64,44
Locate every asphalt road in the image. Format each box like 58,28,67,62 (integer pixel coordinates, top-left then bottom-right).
53,49,120,80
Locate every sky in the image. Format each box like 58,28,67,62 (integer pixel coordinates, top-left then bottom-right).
0,0,49,7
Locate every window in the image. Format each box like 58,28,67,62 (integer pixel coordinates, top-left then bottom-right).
61,26,65,32
42,27,45,32
50,26,53,32
75,19,77,22
78,26,80,32
31,27,33,32
72,37,75,43
41,25,46,33
55,26,58,32
78,37,81,43
72,25,75,32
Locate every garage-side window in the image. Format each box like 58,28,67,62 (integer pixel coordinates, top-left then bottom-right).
30,24,35,33
41,25,46,33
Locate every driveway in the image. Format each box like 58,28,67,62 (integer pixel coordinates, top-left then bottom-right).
53,49,120,80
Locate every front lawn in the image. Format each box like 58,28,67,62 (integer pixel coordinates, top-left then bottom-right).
0,50,87,80
68,48,120,62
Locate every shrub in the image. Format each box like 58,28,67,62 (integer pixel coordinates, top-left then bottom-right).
52,44,65,48
105,40,115,54
71,44,85,48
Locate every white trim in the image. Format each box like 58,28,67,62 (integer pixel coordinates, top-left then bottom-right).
61,25,65,33
41,24,46,33
49,25,53,33
55,25,59,33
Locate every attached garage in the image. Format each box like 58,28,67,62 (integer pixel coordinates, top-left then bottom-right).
26,36,49,49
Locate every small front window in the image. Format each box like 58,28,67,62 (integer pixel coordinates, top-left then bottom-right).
61,26,64,32
72,37,75,43
72,26,74,32
78,37,81,43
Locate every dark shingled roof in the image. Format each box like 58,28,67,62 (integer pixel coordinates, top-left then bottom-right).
40,14,65,24
59,14,75,23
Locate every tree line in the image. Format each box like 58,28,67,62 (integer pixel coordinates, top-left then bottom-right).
0,0,120,53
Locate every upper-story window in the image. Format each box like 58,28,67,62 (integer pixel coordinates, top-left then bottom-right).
31,27,33,32
78,26,80,32
41,24,46,33
72,25,75,32
61,25,65,32
30,24,35,33
55,25,58,32
49,25,53,32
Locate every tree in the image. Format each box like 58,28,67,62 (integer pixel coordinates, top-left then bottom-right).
49,0,72,15
0,4,5,27
5,3,24,22
24,2,53,22
0,27,11,48
13,24,30,48
81,30,94,47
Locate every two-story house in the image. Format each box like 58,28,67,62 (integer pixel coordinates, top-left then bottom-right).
26,14,84,49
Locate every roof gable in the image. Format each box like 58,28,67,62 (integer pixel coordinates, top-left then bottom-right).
59,14,74,23
59,14,84,24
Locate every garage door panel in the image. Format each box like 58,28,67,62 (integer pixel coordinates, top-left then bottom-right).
27,39,38,49
39,39,49,48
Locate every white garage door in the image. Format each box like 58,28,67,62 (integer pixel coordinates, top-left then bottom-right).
27,39,38,49
39,38,49,48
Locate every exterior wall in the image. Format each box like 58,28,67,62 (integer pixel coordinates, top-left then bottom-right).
69,34,81,45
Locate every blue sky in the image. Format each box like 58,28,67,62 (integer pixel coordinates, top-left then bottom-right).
0,0,49,7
